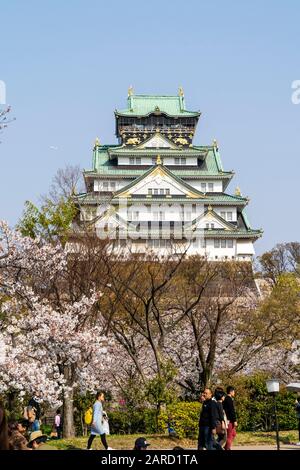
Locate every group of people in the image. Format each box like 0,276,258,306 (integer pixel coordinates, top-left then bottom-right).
198,386,237,450
84,388,238,452
1,387,300,451
0,413,56,450
0,390,63,451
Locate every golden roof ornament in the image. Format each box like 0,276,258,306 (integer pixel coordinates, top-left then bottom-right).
178,86,184,97
208,204,213,212
235,186,241,196
156,154,162,165
94,137,100,148
128,85,134,96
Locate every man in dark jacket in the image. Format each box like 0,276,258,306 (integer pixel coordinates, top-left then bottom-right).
223,386,237,450
198,388,218,450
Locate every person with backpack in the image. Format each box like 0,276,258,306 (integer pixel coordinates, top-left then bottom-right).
27,391,42,432
86,391,113,450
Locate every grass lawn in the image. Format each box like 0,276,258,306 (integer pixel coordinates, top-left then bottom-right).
47,430,299,450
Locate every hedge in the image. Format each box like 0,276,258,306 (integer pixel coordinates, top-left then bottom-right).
108,409,157,435
158,402,201,438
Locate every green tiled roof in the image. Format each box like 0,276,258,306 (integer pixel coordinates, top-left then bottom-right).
202,229,262,239
241,209,251,230
108,147,206,157
88,146,232,178
76,193,248,206
115,94,200,118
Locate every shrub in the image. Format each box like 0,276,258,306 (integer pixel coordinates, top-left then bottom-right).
109,409,157,435
222,372,298,431
158,402,201,438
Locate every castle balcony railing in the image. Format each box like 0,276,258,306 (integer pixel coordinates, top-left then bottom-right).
118,126,194,135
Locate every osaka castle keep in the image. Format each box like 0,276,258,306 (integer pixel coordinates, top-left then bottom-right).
75,88,262,260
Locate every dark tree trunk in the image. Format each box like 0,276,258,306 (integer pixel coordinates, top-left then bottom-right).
63,386,75,438
62,365,75,438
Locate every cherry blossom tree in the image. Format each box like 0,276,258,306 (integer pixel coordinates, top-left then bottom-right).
0,221,111,437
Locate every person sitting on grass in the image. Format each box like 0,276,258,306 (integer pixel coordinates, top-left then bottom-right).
8,419,30,450
167,421,178,438
27,430,55,450
133,437,151,450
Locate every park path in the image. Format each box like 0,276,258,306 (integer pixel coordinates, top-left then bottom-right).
234,444,300,450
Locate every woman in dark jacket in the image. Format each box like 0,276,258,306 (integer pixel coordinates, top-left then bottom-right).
214,390,226,449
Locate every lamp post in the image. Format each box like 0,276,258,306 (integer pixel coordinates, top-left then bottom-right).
266,379,280,451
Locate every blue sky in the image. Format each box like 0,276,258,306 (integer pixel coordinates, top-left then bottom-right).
1,0,299,254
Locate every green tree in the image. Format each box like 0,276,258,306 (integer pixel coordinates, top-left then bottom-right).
18,198,77,244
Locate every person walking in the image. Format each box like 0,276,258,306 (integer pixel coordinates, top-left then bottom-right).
198,388,218,450
295,397,300,446
86,391,112,450
223,386,237,450
213,389,226,449
55,410,62,439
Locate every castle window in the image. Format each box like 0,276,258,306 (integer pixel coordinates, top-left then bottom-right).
227,212,233,221
221,240,226,248
174,157,186,165
227,239,233,248
214,239,220,248
208,183,214,192
201,183,206,192
129,157,141,165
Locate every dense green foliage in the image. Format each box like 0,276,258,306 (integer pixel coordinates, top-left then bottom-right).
158,402,201,438
18,198,77,243
230,373,298,431
108,409,157,435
